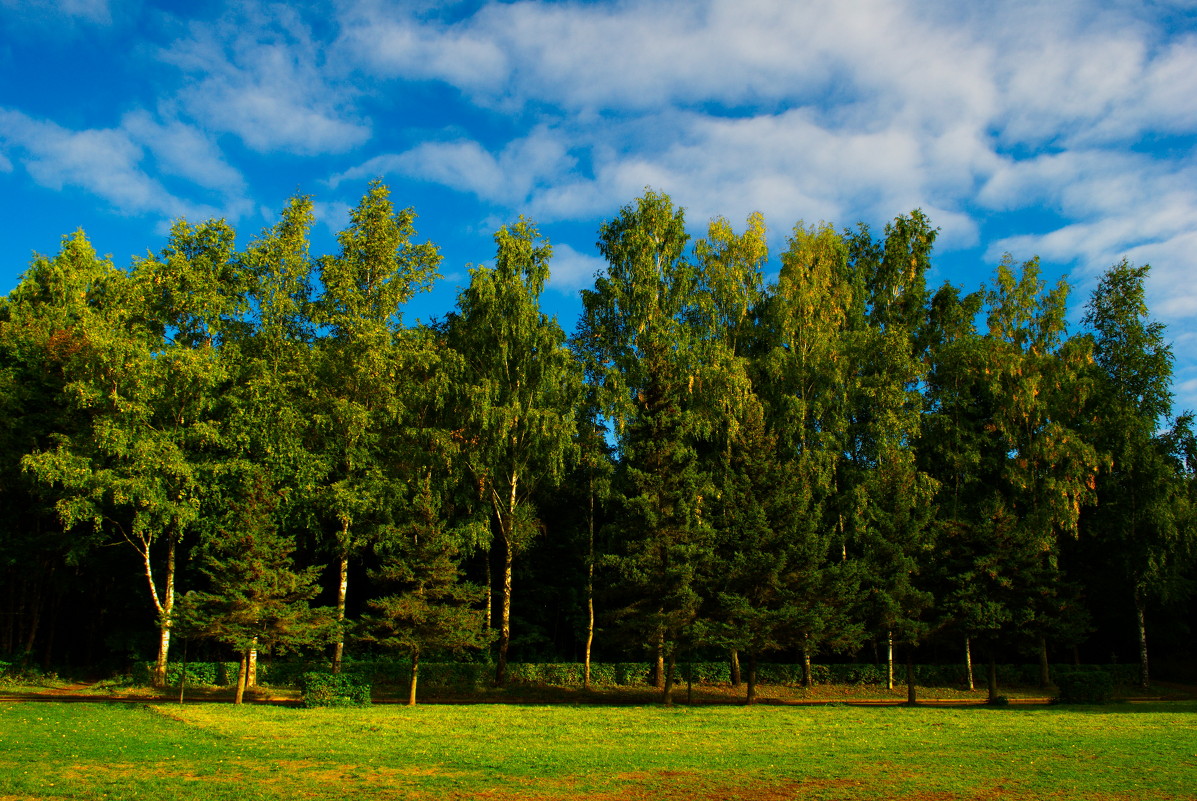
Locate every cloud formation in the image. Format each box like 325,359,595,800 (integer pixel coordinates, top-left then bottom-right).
331,0,1197,317
2,0,1195,404
160,4,370,155
0,108,245,223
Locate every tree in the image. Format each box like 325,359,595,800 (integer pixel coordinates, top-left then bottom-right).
0,232,130,667
358,473,491,706
312,181,441,671
20,229,229,687
961,257,1099,701
691,213,850,703
754,221,868,686
841,213,939,704
576,190,714,704
182,466,333,704
445,217,579,685
1082,259,1193,687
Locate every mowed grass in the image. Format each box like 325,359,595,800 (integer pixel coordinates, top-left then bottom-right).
2,700,1195,800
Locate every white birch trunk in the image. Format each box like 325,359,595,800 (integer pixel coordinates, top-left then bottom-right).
147,536,176,689
965,637,974,691
333,527,349,674
886,631,894,691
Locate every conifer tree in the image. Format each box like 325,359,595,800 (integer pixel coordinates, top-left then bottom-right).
358,473,491,706
577,191,713,704
183,466,332,704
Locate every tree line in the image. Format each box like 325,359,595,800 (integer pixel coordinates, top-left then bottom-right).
1,183,1193,704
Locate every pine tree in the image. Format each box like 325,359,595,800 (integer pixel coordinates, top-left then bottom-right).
358,474,491,706
183,467,333,704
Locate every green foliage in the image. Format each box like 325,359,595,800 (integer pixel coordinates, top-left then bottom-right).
444,217,580,682
1054,669,1115,704
138,661,227,687
2,187,1193,692
299,672,372,708
181,468,334,660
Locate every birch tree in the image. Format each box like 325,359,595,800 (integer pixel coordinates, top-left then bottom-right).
312,181,441,671
576,191,714,704
1082,259,1192,688
965,257,1099,700
446,217,579,685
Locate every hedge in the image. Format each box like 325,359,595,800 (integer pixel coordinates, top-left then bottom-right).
299,672,372,708
139,660,1142,690
1054,669,1115,704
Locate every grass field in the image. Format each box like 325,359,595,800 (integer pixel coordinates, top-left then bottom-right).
2,699,1196,800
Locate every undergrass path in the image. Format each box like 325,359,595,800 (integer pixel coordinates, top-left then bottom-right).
3,699,1195,800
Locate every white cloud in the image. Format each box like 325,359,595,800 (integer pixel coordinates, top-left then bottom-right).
336,0,509,94
547,243,606,293
160,4,369,155
0,108,240,223
334,125,577,206
336,0,996,119
121,110,246,195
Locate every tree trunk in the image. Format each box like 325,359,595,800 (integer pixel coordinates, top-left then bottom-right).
662,648,676,706
730,649,741,687
234,650,248,705
1135,589,1150,689
965,637,974,691
496,530,513,686
178,637,188,704
986,650,999,705
746,652,758,706
584,478,595,692
248,640,258,688
654,632,666,690
150,537,177,689
686,653,693,706
1038,635,1050,689
333,538,349,674
42,574,59,671
886,631,894,690
408,650,420,707
905,645,917,706
21,576,41,663
802,636,813,688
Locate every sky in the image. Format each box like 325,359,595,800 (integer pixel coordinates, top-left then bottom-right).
1,0,1196,410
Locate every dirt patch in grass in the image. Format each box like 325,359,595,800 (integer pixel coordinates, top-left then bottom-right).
463,772,867,801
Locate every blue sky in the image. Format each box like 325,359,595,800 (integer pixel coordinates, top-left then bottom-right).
2,0,1196,410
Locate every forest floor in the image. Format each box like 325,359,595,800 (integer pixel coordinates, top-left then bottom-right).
2,674,1195,706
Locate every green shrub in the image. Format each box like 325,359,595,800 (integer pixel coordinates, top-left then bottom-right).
299,672,372,708
1054,670,1114,704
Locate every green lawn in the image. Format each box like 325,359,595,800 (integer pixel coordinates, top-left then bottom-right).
2,700,1194,799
